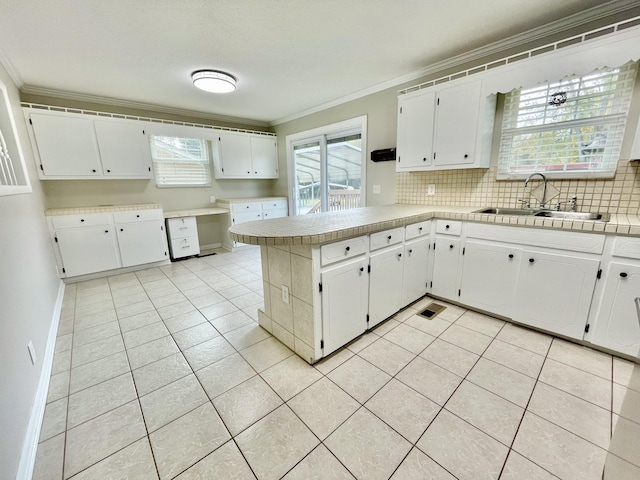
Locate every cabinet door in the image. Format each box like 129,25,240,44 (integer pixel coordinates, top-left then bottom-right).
459,240,521,318
396,92,435,171
218,133,253,177
402,237,430,306
433,80,481,167
233,210,264,225
262,209,287,220
514,250,599,340
30,113,102,177
251,136,278,178
591,262,640,357
369,245,405,328
322,258,369,356
116,221,167,267
431,237,461,300
94,120,151,178
56,227,120,277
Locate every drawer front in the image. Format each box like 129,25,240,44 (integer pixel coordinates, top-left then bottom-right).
170,235,200,259
113,209,163,224
436,220,462,236
232,202,262,213
613,236,640,260
262,199,288,211
370,227,404,251
167,217,198,239
321,236,368,266
262,209,287,220
51,213,112,229
405,221,431,240
233,211,264,224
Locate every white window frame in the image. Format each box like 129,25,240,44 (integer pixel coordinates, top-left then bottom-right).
0,79,31,196
497,62,638,180
286,115,367,215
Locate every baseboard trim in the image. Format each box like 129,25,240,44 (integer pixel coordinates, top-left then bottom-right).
16,280,65,480
200,242,222,250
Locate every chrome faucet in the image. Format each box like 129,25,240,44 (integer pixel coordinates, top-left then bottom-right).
524,172,548,208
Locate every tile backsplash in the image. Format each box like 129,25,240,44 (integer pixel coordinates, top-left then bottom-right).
396,161,640,215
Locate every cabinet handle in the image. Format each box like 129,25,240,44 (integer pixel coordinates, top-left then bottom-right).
398,253,402,258
464,154,469,158
449,244,454,249
104,230,109,233
181,245,190,249
120,228,124,232
107,169,111,173
445,224,450,229
409,249,413,254
508,254,514,259
247,171,251,174
529,258,535,263
359,267,364,272
345,246,351,252
423,157,426,162
136,214,140,218
620,272,628,278
179,227,188,230
387,235,392,240
80,219,84,222
418,227,422,231
91,169,96,173
254,171,258,174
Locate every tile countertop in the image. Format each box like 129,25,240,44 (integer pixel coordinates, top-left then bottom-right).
45,204,162,216
164,207,229,219
216,197,287,204
228,204,640,246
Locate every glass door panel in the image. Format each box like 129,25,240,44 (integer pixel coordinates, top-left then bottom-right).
326,134,362,212
293,141,321,215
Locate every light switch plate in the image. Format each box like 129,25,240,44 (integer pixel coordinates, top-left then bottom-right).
281,285,290,304
373,184,381,194
210,195,216,204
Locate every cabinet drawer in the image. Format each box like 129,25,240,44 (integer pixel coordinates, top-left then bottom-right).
232,202,262,213
51,213,112,229
262,209,287,219
613,237,640,260
170,235,200,259
370,227,404,251
321,236,368,267
405,221,431,240
166,217,198,239
262,199,288,211
113,209,163,223
233,211,263,224
435,220,462,235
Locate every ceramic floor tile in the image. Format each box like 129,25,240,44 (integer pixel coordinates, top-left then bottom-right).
213,375,283,435
327,355,391,403
157,300,196,321
261,355,323,400
282,444,355,480
528,382,611,449
32,433,65,480
210,309,255,334
139,374,209,432
171,321,221,351
150,292,188,309
287,377,360,440
74,310,118,332
240,337,294,372
417,409,509,480
390,447,456,480
396,356,462,405
39,397,68,442
54,333,73,354
382,322,435,354
118,310,162,333
223,323,271,350
182,335,235,371
71,438,158,480
163,310,207,334
235,405,319,480
126,336,180,370
75,299,115,318
610,414,640,467
72,321,121,348
482,338,545,378
69,351,130,394
345,332,379,353
64,400,147,478
372,318,401,336
365,378,440,443
613,383,640,424
358,337,416,376
496,323,552,356
613,357,640,392
603,453,640,480
51,349,71,375
231,292,264,309
547,338,612,380
313,349,354,375
325,408,412,480
174,440,255,480
47,371,70,403
196,352,257,398
116,299,155,320
467,358,536,407
67,372,137,428
71,334,125,368
201,301,240,322
438,324,493,355
445,380,524,446
454,310,505,337
181,284,216,300
427,301,466,322
150,403,231,480
539,358,611,409
419,338,480,377
132,352,193,396
188,291,226,309
404,314,452,337
501,451,558,480
112,291,149,310
122,322,170,349
513,412,607,480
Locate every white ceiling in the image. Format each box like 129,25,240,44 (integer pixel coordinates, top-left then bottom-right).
0,0,634,125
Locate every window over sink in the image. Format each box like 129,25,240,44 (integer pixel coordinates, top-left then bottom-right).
497,61,638,180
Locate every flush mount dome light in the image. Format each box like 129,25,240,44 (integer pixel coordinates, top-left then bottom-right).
191,70,236,93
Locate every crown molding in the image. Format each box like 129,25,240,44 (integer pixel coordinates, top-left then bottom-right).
270,0,640,125
19,85,271,128
0,45,24,88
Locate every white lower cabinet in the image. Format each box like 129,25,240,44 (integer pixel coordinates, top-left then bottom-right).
321,257,369,356
431,236,461,300
369,245,405,328
402,236,431,306
514,250,599,340
459,240,520,318
591,261,640,357
116,221,167,267
56,226,120,277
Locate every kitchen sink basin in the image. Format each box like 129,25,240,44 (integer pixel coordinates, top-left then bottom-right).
473,207,610,222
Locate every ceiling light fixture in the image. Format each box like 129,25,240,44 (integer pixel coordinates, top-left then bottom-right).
191,70,236,93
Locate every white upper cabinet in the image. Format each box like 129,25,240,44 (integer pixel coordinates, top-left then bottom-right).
214,132,278,179
396,79,494,172
26,109,152,180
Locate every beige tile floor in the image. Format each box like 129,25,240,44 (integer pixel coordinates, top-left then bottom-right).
32,247,640,480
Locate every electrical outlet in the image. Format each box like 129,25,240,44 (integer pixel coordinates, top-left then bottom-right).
372,184,381,194
27,341,36,365
427,184,436,196
281,285,290,304
210,195,216,204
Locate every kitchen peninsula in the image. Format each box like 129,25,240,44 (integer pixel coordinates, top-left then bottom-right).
229,204,640,363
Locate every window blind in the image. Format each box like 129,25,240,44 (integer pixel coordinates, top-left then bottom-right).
150,135,211,187
498,62,637,179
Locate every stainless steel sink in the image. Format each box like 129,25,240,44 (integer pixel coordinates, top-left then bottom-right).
473,207,610,222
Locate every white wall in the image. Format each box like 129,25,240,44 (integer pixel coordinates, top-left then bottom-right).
0,64,62,479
